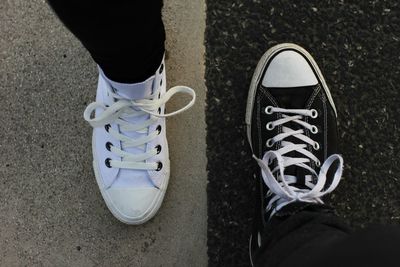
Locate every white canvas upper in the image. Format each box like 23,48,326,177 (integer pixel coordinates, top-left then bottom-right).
84,59,196,224
262,50,318,88
99,67,155,99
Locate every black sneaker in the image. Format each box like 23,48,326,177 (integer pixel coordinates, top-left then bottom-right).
245,43,344,265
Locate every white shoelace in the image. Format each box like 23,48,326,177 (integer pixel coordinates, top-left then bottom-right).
83,85,196,170
254,106,343,216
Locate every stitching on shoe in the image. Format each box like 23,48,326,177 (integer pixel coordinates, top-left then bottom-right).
305,85,321,169
257,97,262,158
321,93,328,160
259,87,281,153
306,85,320,109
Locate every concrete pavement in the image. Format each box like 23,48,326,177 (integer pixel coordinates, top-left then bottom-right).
0,0,207,266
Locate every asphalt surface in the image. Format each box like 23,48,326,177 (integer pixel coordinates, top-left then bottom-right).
205,1,400,266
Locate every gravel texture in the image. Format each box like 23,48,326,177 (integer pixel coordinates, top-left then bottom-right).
205,1,400,266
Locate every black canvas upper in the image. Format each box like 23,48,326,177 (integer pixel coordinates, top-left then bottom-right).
248,51,339,256
250,83,338,163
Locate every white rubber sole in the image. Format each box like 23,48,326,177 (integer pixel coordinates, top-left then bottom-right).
92,135,170,225
249,234,255,267
245,43,338,152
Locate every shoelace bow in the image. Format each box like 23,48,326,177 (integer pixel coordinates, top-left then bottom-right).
253,106,343,216
83,85,196,170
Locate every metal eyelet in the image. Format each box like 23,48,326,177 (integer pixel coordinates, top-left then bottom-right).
156,125,162,134
265,106,274,114
105,142,113,151
313,142,320,150
266,122,274,130
315,160,321,167
105,158,112,168
156,162,163,171
311,125,318,134
105,124,111,132
266,139,274,147
155,145,162,154
311,109,318,118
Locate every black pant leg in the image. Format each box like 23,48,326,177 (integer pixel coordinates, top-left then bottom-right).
253,206,351,267
48,1,165,83
254,206,400,267
308,225,400,267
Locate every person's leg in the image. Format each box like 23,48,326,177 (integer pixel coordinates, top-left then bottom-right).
48,0,165,83
245,43,400,267
253,204,400,267
48,1,196,225
245,43,346,266
309,225,400,267
251,204,350,267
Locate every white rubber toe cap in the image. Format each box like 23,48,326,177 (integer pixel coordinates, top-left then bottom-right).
105,187,160,224
262,50,318,88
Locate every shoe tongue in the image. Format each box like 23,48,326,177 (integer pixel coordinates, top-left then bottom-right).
111,76,156,186
111,76,155,99
110,77,153,159
274,162,312,186
267,85,317,179
113,79,155,187
267,85,315,109
99,66,155,99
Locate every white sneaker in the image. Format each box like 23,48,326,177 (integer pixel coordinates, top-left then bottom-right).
83,59,196,224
